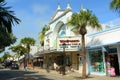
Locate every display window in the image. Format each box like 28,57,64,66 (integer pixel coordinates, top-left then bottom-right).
89,49,105,73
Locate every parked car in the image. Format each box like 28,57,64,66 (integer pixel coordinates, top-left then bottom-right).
4,60,12,68
11,63,19,69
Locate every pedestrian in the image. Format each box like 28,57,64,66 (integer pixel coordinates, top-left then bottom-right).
53,62,58,71
24,63,27,71
110,66,116,77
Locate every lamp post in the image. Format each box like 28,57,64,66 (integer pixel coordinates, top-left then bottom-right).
62,43,66,75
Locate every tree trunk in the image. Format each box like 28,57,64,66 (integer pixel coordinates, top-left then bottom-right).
28,53,29,63
81,35,87,78
27,45,30,64
18,56,20,63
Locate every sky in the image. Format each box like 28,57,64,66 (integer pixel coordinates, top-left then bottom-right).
5,0,119,44
0,0,119,56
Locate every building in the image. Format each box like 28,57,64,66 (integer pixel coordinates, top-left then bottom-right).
87,22,120,76
34,3,120,76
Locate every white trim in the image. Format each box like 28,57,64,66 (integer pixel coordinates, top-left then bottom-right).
90,72,106,76
102,46,107,76
87,26,120,37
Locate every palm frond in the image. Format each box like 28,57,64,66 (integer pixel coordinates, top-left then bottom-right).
68,8,101,35
0,0,21,33
110,0,120,13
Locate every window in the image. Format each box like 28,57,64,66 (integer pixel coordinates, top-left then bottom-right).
60,31,65,37
58,25,66,37
89,50,105,73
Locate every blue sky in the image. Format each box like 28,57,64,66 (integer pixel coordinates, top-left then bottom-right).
1,0,119,56
5,0,119,44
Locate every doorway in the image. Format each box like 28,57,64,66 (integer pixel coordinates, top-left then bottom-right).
109,54,119,75
78,56,83,73
106,53,120,75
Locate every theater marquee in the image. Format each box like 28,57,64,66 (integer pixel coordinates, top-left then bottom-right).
57,37,81,51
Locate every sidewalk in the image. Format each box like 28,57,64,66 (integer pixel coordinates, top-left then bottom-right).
0,64,4,69
26,67,120,80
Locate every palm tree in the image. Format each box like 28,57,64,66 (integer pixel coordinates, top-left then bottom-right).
39,25,50,46
9,45,27,62
0,0,20,33
2,52,11,61
110,0,120,13
0,32,16,50
0,0,20,50
20,37,35,63
68,8,102,78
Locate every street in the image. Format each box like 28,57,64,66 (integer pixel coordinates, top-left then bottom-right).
0,67,120,80
0,69,33,80
0,69,58,80
0,67,70,80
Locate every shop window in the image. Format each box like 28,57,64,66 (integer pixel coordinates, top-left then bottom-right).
104,46,117,53
89,50,105,73
108,48,117,53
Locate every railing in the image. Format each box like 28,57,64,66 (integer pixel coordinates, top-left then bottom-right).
44,45,50,51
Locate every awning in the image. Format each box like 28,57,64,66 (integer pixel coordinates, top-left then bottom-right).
86,41,120,49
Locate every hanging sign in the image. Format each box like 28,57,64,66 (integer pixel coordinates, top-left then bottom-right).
57,37,81,51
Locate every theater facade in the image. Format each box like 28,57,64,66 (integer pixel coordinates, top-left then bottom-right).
35,3,120,76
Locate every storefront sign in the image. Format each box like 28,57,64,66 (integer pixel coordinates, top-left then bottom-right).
57,37,81,51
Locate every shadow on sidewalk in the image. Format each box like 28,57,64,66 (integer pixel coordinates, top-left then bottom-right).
46,67,50,73
74,76,93,80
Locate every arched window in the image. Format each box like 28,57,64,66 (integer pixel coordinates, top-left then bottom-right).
58,25,66,37
60,31,65,37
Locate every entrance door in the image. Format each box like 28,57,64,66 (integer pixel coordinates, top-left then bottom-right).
110,54,119,75
79,56,83,73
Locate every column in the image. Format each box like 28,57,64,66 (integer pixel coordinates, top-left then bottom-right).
86,50,90,75
102,47,107,75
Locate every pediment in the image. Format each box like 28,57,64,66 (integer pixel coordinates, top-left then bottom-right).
50,10,65,22
49,9,71,24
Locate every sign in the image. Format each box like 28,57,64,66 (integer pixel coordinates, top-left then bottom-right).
57,37,81,51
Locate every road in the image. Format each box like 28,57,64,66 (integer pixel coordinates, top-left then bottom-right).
0,69,57,80
0,67,120,80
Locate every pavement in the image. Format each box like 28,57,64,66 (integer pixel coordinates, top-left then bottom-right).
0,64,4,69
25,67,120,80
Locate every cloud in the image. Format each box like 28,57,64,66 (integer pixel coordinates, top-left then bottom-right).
32,4,50,14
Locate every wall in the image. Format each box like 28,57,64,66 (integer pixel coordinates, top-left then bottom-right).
87,27,120,46
44,10,73,50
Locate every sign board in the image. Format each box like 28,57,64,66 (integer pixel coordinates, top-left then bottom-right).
57,37,81,51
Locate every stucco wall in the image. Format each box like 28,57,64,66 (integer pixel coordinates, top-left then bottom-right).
86,27,120,46
45,11,73,50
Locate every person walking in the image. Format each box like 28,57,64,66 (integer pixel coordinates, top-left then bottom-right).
54,62,58,71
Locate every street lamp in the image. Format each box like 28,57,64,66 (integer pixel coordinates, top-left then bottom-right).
62,43,66,75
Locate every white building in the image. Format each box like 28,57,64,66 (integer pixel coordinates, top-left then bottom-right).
36,3,120,76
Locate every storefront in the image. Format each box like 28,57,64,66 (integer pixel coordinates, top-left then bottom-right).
104,46,119,76
33,57,44,68
35,2,120,76
87,43,120,76
88,48,105,75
